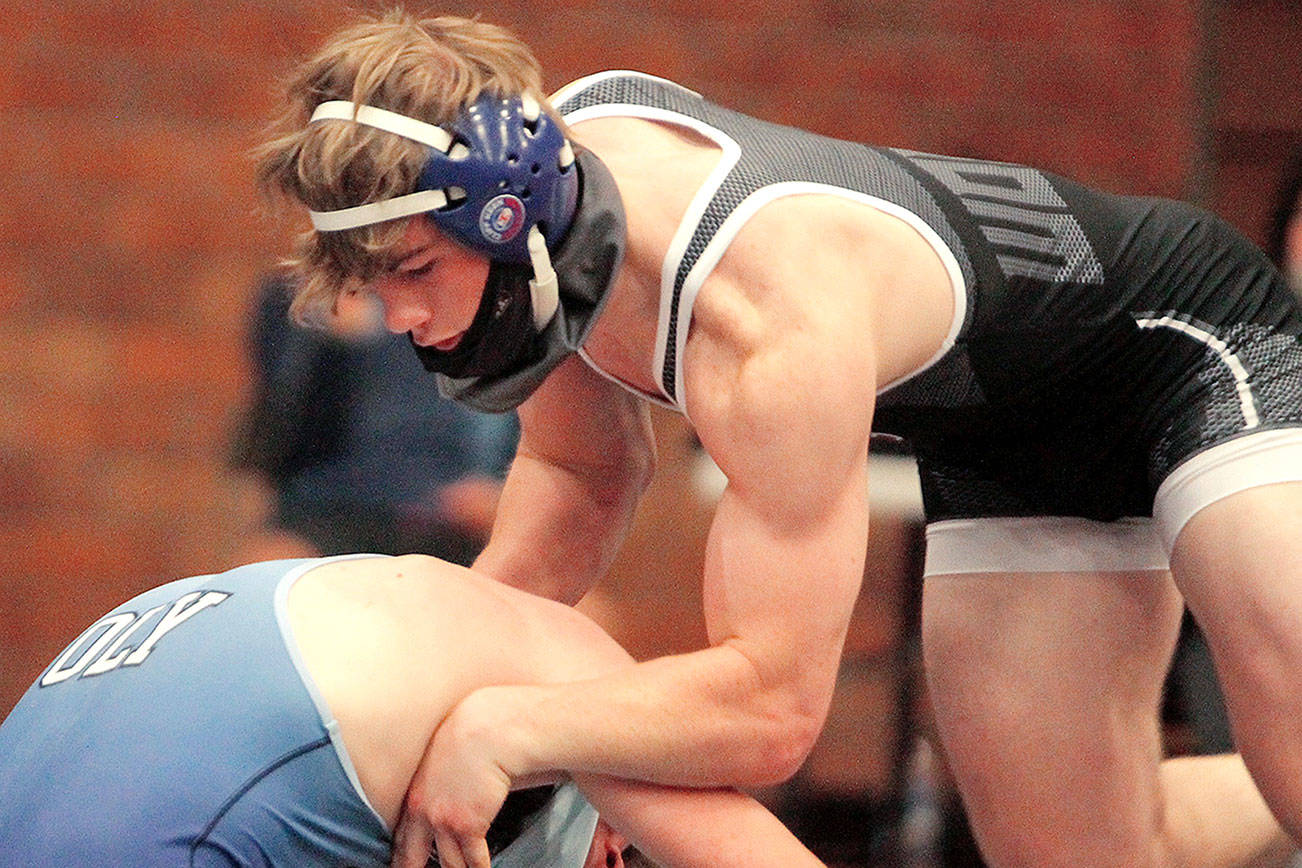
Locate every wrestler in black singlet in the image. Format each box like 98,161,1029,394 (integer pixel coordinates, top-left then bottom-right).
555,72,1302,525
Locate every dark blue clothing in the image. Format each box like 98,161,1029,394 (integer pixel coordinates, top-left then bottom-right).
234,277,518,560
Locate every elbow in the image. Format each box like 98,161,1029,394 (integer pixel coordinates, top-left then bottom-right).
724,644,834,787
747,707,823,786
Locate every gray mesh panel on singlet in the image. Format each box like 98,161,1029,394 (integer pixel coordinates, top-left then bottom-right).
877,347,986,411
557,74,976,402
1147,321,1302,483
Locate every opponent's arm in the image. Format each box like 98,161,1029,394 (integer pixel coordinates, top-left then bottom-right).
473,353,656,603
574,775,825,868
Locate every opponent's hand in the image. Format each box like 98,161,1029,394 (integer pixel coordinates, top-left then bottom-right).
390,691,513,868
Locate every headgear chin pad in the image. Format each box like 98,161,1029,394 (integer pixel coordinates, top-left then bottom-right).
409,259,541,380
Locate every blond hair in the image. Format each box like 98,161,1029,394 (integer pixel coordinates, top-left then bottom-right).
254,9,548,322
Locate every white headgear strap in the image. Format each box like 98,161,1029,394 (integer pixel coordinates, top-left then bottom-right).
305,101,467,232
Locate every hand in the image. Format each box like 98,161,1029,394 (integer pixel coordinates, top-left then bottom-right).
390,691,513,868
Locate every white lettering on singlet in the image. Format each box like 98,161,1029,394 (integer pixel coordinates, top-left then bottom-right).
39,590,231,686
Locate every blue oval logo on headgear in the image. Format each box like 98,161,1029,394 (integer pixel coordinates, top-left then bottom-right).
478,194,526,245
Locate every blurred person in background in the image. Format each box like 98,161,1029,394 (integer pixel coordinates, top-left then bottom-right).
229,272,518,564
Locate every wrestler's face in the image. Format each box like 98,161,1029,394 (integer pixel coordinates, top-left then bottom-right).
584,820,627,868
366,217,490,351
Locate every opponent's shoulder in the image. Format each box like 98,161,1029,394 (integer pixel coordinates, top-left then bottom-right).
291,554,629,683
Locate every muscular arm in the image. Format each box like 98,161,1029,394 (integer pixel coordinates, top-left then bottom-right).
405,240,879,825
477,321,875,786
474,354,656,604
390,567,824,868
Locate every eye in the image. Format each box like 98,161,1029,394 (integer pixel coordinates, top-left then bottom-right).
399,259,437,279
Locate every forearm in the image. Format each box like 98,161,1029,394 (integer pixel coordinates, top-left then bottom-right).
454,642,829,791
474,450,646,603
575,774,825,868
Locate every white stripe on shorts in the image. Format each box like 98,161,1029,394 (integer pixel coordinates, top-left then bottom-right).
924,516,1169,576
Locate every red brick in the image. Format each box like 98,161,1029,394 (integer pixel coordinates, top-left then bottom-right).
0,321,115,394
32,2,206,62
178,253,272,344
0,248,30,320
1214,2,1302,132
0,0,1275,729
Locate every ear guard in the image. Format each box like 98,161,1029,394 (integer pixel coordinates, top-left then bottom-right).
306,92,579,267
307,93,623,401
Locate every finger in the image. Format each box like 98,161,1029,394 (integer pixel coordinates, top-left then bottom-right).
462,835,492,868
433,829,468,868
390,816,433,868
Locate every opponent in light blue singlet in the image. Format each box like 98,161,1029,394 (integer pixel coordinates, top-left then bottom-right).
0,556,598,867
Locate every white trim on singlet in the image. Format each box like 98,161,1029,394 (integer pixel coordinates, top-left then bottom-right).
1154,427,1302,550
562,78,742,416
923,428,1302,574
551,69,702,108
924,516,1169,576
672,182,968,408
558,72,967,417
575,346,681,411
274,554,391,828
1135,311,1260,429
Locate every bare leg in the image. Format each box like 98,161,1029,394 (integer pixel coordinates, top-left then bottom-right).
1162,754,1297,868
923,567,1291,868
1171,482,1302,844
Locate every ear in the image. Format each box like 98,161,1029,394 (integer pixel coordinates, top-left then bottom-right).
583,820,628,868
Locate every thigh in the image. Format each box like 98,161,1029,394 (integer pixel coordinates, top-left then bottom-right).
1170,481,1302,835
922,567,1184,868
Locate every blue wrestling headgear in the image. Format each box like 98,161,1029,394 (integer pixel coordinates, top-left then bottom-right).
306,93,579,265
305,93,626,413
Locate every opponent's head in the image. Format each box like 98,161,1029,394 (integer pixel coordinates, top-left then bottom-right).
255,10,575,325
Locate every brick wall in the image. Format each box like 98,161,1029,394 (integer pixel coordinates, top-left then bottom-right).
1,0,1292,717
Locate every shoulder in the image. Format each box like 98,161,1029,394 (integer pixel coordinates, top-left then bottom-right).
687,191,954,398
286,555,634,825
289,554,630,688
519,355,654,455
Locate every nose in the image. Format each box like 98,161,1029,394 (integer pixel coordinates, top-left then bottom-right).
373,282,430,336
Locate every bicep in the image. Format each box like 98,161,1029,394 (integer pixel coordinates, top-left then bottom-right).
475,358,655,599
687,312,878,691
514,355,654,471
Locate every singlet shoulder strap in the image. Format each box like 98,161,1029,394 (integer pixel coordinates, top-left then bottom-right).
555,71,742,414
554,71,975,413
